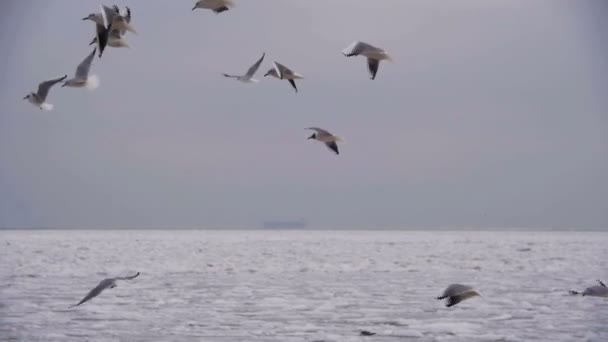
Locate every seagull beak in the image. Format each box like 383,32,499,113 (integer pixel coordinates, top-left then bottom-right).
61,83,67,87
22,96,28,100
307,134,315,140
192,6,197,11
82,16,89,21
264,71,270,77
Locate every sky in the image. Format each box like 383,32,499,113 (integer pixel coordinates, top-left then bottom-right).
0,0,607,229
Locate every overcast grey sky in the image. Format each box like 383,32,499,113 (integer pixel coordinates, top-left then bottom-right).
0,0,607,229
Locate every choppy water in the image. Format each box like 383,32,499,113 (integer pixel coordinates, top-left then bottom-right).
0,230,607,341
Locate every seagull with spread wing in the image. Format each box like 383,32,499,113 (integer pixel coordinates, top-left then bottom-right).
436,284,480,307
62,48,100,90
71,272,140,307
223,53,265,83
569,279,608,297
307,127,342,155
342,41,392,80
193,0,235,14
23,75,68,111
264,61,304,93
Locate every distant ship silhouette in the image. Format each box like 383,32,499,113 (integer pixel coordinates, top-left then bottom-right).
262,218,308,229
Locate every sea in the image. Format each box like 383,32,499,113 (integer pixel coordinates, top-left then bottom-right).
0,230,606,342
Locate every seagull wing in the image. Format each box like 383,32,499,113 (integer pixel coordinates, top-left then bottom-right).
37,75,67,100
125,7,132,23
101,5,116,28
75,48,96,80
95,23,109,58
325,141,339,155
245,53,265,78
213,6,230,13
273,61,292,80
288,79,298,93
367,58,379,80
307,127,332,136
71,279,112,307
112,272,140,281
342,41,375,56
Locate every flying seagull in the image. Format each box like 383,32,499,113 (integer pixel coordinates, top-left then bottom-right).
359,330,376,336
83,5,136,35
342,41,392,80
436,284,480,307
569,280,608,297
62,48,100,90
23,75,68,111
307,127,342,155
223,53,265,83
71,272,140,307
192,0,235,13
264,62,303,93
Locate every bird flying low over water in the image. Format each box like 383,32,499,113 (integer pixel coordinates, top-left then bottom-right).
264,62,303,93
436,284,480,307
307,127,342,155
193,0,235,13
71,272,140,307
223,53,265,83
23,75,68,111
342,41,392,80
569,280,608,297
62,48,100,90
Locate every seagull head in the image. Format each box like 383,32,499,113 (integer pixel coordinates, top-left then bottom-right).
307,133,316,140
192,1,201,11
264,69,276,78
23,93,33,100
82,13,95,21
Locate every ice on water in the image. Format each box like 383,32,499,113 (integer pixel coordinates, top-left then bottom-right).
0,230,607,341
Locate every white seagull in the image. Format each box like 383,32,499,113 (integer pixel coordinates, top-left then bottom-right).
264,62,303,93
569,280,608,297
62,48,100,90
192,0,235,13
71,272,140,307
23,75,68,111
83,5,136,35
223,53,265,83
436,284,480,307
342,41,392,80
307,127,342,155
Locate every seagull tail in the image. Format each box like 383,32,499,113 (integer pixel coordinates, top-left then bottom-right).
85,75,100,91
334,136,346,144
40,103,54,111
125,23,138,35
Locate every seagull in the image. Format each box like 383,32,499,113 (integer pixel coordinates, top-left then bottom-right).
222,53,265,83
71,272,140,307
264,62,303,93
62,48,100,90
342,41,392,80
436,284,480,307
569,280,608,297
83,5,136,35
359,330,376,336
307,127,342,155
23,75,68,111
192,0,235,13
